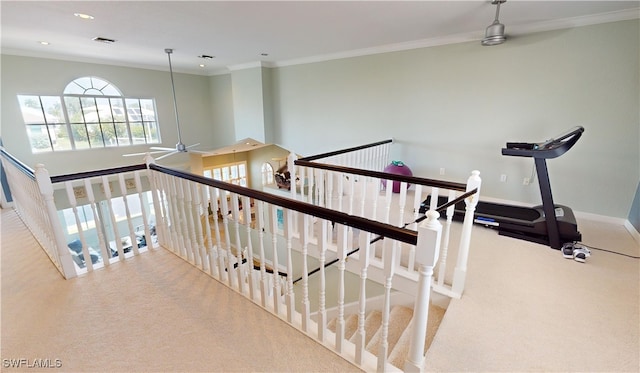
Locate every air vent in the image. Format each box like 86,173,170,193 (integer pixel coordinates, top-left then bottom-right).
198,55,214,59
92,37,116,44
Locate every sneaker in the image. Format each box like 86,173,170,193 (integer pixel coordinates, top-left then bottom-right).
561,243,575,259
572,245,591,263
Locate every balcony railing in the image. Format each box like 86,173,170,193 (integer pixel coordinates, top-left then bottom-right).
1,142,480,372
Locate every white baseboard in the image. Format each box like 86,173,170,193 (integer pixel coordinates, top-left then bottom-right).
477,196,639,245
624,220,640,245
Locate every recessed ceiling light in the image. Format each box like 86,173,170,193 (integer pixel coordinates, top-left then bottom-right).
92,37,116,44
38,41,50,45
198,55,214,59
74,12,94,20
199,64,206,68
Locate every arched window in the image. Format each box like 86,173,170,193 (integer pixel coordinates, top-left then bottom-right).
261,162,274,185
18,76,160,152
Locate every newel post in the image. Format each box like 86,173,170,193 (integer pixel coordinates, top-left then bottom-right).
404,210,442,372
34,164,77,279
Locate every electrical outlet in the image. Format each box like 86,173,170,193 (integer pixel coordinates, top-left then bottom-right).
500,174,507,182
439,168,445,175
523,177,530,185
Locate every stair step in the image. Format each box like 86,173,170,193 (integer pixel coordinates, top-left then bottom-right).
365,306,413,355
327,313,359,341
387,303,446,369
349,309,382,346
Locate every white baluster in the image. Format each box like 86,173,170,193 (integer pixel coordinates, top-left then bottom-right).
256,201,268,306
283,208,295,322
191,183,207,271
377,238,398,373
269,204,281,315
335,223,347,353
201,185,217,277
64,181,94,271
243,196,255,300
230,194,245,293
437,190,456,288
220,194,235,287
354,231,372,365
84,178,109,265
117,173,139,256
102,175,125,260
405,210,442,372
178,179,195,263
317,219,328,342
452,170,481,297
301,213,311,332
133,170,152,251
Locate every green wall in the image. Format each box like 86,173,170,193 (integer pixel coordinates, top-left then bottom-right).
2,20,638,220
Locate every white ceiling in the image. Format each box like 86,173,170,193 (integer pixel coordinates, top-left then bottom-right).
1,1,639,75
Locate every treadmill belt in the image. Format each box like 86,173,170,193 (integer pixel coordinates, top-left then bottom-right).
476,202,540,222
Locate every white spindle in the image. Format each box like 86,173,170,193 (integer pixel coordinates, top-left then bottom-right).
283,208,295,322
220,194,235,288
191,183,207,271
405,210,442,372
133,170,152,250
354,231,372,365
269,204,281,315
102,175,125,260
437,190,456,287
242,196,255,300
208,186,224,279
178,179,195,263
201,185,217,277
317,219,328,342
301,213,311,332
452,170,481,296
377,238,398,372
255,201,268,306
335,223,347,353
64,181,94,272
117,174,139,256
84,178,109,265
230,194,245,293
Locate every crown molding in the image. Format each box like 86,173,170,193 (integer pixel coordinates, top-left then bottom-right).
274,8,640,69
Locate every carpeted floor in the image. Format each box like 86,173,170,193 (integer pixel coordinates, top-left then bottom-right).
2,207,639,372
0,208,360,372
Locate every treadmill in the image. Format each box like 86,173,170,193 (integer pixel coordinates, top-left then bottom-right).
421,126,584,250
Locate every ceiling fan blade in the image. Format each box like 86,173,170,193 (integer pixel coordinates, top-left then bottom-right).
150,146,176,151
185,143,201,149
123,150,169,157
155,150,179,160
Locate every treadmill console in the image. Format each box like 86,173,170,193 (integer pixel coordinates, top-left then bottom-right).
502,126,584,159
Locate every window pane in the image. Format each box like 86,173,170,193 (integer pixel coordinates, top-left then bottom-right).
213,169,222,180
26,125,53,152
101,123,117,147
18,95,45,124
64,97,83,123
40,96,65,123
115,123,130,145
145,121,159,143
222,167,230,181
81,97,99,123
130,122,145,144
96,97,114,122
230,165,238,179
51,124,72,151
239,164,246,177
86,123,105,148
111,99,126,121
71,123,90,149
203,170,212,178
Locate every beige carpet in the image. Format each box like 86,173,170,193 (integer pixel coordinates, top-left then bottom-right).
424,218,640,372
1,208,360,372
2,207,639,372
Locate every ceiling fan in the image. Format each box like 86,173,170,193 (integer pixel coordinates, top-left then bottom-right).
124,48,208,160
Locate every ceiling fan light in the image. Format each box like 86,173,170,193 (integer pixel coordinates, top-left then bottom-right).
482,21,506,46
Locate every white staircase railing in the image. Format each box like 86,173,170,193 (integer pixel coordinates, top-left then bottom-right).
293,140,481,299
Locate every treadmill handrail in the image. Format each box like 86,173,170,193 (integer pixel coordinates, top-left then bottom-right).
502,126,584,159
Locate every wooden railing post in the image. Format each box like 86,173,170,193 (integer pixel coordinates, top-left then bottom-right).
404,210,442,372
34,164,77,279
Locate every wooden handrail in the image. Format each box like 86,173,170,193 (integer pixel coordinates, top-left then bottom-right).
149,163,418,246
297,139,393,162
294,159,468,192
